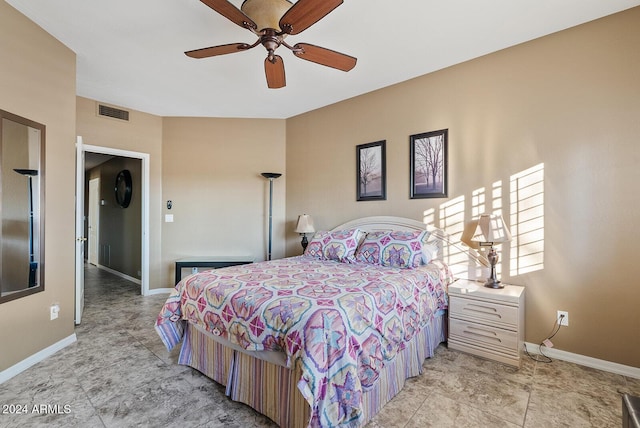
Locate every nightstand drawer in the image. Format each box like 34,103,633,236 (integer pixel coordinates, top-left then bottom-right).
449,318,518,351
449,296,518,328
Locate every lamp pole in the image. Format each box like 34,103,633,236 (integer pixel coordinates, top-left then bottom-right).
261,173,281,260
14,169,38,287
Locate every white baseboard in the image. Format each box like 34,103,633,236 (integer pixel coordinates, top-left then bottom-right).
0,334,77,384
96,264,141,285
146,287,173,296
525,342,640,379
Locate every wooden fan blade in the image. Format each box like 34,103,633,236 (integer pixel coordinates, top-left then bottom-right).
279,0,343,35
264,55,286,89
200,0,257,30
185,43,249,59
293,43,357,71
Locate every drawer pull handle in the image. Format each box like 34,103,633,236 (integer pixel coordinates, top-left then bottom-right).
463,304,502,318
463,326,502,343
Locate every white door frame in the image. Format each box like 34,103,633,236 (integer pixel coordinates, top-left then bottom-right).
75,139,151,312
75,138,86,324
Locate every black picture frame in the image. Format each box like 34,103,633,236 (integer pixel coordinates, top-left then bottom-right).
357,140,386,201
410,129,448,199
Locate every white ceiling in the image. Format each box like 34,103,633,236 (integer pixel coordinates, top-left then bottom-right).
7,0,640,119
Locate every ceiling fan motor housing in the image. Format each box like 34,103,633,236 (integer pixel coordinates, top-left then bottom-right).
241,0,293,32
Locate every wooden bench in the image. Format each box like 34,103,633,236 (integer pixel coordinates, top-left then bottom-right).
175,256,253,284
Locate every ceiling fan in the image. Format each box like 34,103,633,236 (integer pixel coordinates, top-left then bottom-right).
186,0,357,88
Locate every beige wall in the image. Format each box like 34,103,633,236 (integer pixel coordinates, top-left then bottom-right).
0,1,76,370
286,8,640,367
76,96,164,290
78,109,286,290
161,117,286,286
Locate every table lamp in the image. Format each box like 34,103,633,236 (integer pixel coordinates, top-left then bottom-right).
295,214,315,251
471,213,512,288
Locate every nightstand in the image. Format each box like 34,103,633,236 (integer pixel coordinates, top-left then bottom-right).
447,279,525,367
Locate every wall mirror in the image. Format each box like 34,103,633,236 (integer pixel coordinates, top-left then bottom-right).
0,109,45,303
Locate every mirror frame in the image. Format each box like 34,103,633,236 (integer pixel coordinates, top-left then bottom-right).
115,169,133,208
0,109,46,304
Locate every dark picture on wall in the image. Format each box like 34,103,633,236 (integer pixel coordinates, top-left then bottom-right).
357,140,386,201
410,129,448,199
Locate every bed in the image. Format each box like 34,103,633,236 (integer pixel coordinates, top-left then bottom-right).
155,216,453,428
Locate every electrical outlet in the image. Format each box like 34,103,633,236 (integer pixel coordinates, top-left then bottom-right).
557,310,569,326
50,304,60,320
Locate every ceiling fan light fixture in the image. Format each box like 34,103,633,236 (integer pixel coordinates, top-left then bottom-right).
241,0,293,32
191,0,355,88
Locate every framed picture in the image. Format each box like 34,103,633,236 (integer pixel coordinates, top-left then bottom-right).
357,140,386,201
410,129,448,199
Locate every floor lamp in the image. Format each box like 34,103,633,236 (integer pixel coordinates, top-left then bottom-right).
261,172,281,260
14,168,39,287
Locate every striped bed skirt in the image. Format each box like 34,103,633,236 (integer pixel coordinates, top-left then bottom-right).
177,314,446,428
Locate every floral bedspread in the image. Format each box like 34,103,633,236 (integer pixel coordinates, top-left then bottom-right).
155,256,451,427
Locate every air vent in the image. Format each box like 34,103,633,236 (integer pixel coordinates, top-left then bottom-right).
98,104,129,121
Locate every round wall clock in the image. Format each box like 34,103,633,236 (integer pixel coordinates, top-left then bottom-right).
115,169,132,208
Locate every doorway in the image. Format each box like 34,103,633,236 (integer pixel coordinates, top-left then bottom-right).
75,139,150,324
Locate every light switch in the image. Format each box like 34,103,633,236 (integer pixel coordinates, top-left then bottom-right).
165,214,174,223
50,304,59,320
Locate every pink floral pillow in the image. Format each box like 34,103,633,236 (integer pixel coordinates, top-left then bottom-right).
304,229,362,263
355,230,428,268
304,231,327,258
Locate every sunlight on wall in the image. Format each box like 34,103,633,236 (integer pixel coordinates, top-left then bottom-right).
492,181,504,212
423,208,435,225
472,187,486,216
489,181,506,279
438,195,465,232
431,196,482,279
423,163,545,280
510,163,545,275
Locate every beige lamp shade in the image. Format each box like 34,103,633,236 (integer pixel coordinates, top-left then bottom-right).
471,214,512,244
241,0,293,31
295,214,315,234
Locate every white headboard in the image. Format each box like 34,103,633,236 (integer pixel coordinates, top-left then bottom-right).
330,216,486,269
331,216,428,233
332,216,446,256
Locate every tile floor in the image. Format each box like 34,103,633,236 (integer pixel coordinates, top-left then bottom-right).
0,265,638,427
